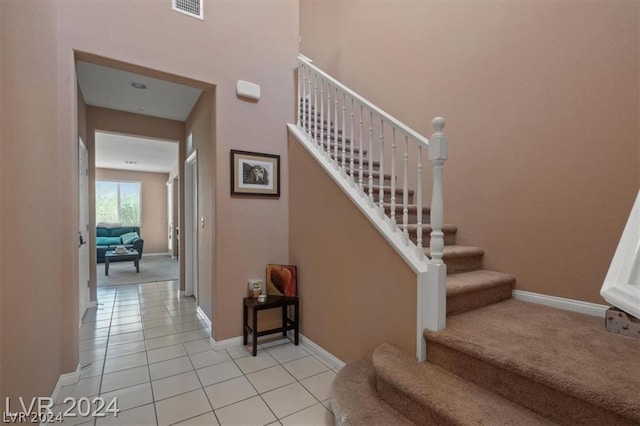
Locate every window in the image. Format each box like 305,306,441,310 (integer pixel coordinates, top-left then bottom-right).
96,180,141,226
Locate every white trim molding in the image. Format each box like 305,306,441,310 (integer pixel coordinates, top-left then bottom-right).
600,188,640,319
512,290,608,318
295,333,345,370
196,306,211,328
142,252,172,258
50,364,81,403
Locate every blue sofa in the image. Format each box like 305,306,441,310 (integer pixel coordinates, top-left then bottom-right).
96,226,144,263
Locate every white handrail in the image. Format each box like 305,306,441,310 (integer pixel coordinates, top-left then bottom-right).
298,54,430,148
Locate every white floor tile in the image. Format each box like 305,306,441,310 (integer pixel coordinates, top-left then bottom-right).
147,343,186,364
56,376,101,403
144,324,178,339
174,319,208,333
174,411,219,425
322,399,333,414
108,330,144,345
106,340,146,358
234,351,278,374
110,315,141,326
79,347,107,363
145,333,182,350
225,345,253,359
204,376,257,410
266,343,310,364
149,356,194,381
110,322,143,335
80,327,110,340
282,356,329,380
100,382,154,412
155,389,212,426
214,396,276,426
195,360,243,387
79,337,108,352
261,382,317,419
179,328,210,342
279,403,334,426
189,349,231,369
246,365,296,394
299,370,335,402
143,317,174,329
96,403,156,426
101,365,150,393
184,338,214,355
152,371,201,401
103,352,148,374
80,360,104,379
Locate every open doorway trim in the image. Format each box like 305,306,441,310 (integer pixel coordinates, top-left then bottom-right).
185,150,198,301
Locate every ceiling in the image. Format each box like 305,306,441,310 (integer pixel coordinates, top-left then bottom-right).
77,61,201,174
95,132,179,174
77,61,203,121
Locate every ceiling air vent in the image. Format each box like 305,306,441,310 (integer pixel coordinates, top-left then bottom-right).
173,0,203,20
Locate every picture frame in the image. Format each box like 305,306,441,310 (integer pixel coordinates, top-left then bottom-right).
230,150,280,197
266,264,297,297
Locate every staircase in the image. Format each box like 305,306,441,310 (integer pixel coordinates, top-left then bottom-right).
294,56,640,425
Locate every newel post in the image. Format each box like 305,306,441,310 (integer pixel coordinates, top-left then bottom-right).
428,117,448,264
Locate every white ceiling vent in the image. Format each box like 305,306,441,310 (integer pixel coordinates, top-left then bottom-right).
173,0,203,20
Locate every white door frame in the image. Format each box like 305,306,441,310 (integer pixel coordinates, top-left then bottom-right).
185,150,198,301
78,137,90,325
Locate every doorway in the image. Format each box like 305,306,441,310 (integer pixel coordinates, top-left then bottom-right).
78,137,90,324
185,149,198,302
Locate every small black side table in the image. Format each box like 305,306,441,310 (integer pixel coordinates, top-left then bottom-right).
243,295,299,356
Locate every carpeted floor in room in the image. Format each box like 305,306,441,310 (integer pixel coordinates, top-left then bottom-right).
98,255,179,286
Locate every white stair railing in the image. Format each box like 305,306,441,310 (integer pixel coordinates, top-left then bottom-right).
295,55,449,361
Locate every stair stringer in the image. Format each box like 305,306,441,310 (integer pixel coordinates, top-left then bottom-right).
288,123,445,361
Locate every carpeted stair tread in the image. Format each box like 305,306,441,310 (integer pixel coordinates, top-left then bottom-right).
424,299,640,423
446,270,515,296
445,270,515,315
424,245,484,274
383,202,430,215
424,245,483,258
373,343,555,425
331,359,414,426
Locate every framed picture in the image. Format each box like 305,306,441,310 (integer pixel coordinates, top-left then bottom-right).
266,264,297,297
230,150,280,197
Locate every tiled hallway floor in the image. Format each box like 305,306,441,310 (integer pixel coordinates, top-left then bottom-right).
56,281,336,425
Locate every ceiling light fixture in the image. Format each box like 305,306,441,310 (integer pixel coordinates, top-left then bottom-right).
130,82,147,89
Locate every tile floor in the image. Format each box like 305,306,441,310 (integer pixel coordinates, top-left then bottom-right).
55,281,337,425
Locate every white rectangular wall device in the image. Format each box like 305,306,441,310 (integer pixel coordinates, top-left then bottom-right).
236,80,261,101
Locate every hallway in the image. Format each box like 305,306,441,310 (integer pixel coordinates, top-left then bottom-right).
55,281,335,425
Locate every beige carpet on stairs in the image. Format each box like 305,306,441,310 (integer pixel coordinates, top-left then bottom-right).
424,299,640,425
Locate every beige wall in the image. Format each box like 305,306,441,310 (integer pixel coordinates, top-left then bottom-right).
300,1,640,304
185,91,216,319
1,0,297,399
0,1,69,401
87,107,184,301
289,134,417,361
95,168,170,254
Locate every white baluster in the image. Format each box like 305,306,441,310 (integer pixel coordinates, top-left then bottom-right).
320,79,324,153
302,70,307,133
313,73,318,147
297,63,301,128
341,93,347,177
359,104,364,193
416,145,424,259
334,87,339,167
378,119,385,218
326,84,331,159
390,127,397,229
368,111,374,206
350,98,355,186
402,135,409,244
429,117,448,265
307,77,312,137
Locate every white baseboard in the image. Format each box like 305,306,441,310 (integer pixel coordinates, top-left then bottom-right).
51,364,81,403
512,290,608,318
293,332,345,370
196,306,211,329
210,336,245,351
